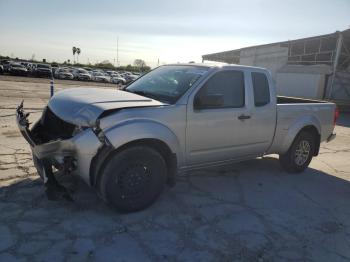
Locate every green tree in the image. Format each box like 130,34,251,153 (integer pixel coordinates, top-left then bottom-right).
133,59,146,68
72,47,77,63
76,48,81,63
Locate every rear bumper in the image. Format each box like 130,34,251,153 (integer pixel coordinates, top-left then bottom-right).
16,102,103,184
327,132,336,142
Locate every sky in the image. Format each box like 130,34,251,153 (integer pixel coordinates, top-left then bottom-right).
0,0,349,68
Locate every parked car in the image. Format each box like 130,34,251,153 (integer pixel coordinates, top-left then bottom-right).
54,68,74,80
8,63,28,76
0,65,3,74
110,76,126,85
32,64,52,78
91,71,110,82
1,60,12,73
83,67,92,72
51,64,59,75
122,73,138,84
27,63,36,75
105,70,115,76
73,69,91,81
110,73,126,85
16,64,337,212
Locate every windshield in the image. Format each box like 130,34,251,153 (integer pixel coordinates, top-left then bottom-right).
126,65,208,104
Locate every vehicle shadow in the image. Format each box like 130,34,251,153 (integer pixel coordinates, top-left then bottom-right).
1,157,350,260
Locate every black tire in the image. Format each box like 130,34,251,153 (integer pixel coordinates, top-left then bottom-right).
98,146,167,212
279,131,315,173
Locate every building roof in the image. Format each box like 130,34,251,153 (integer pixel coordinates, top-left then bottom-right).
202,28,350,62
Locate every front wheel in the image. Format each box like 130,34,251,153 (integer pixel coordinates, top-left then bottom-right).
98,146,167,212
279,131,315,173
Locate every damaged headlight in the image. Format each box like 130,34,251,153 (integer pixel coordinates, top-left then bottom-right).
92,119,109,144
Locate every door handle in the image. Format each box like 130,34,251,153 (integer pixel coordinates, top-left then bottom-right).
238,114,251,120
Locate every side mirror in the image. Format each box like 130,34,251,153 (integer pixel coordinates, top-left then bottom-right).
194,94,224,109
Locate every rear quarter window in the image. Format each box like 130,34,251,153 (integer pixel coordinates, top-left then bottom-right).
252,72,270,107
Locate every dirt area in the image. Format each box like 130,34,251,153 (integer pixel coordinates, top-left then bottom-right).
0,75,350,261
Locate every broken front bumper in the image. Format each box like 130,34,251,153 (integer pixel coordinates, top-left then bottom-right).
16,102,102,185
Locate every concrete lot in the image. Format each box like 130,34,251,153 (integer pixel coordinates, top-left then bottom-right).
0,75,350,261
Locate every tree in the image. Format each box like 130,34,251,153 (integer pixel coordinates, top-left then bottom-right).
95,60,114,70
133,59,146,69
76,48,81,63
72,46,77,63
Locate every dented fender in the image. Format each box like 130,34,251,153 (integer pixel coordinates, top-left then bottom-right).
103,119,183,166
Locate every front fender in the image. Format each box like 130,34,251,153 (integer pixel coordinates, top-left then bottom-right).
280,115,321,154
103,119,183,166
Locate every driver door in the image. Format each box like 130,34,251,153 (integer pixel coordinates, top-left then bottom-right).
186,70,250,166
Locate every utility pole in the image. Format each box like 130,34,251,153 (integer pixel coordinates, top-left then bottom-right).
117,36,119,66
328,32,343,99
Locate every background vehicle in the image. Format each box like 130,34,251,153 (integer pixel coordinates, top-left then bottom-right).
8,63,28,76
1,60,12,73
91,71,110,82
121,72,139,84
110,73,126,85
32,64,52,78
73,68,91,81
54,68,74,80
0,65,3,74
51,63,59,75
16,64,337,212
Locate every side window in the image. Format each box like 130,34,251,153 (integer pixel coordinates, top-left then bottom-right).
195,70,244,109
252,72,270,106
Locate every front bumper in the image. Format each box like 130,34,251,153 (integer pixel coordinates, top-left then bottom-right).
16,102,102,184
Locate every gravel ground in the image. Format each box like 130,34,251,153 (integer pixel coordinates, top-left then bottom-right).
0,75,350,261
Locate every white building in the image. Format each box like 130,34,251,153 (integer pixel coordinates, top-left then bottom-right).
202,29,350,109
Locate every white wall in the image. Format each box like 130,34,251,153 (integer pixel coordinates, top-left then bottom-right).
276,73,325,99
239,44,289,80
237,45,330,99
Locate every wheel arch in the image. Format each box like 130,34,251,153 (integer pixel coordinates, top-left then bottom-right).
90,138,177,188
280,115,321,155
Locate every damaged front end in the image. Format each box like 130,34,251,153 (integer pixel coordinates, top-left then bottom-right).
16,101,103,200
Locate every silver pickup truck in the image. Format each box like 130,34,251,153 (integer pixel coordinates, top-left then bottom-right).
16,64,338,212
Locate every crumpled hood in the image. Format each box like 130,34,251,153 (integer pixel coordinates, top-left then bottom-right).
48,87,165,127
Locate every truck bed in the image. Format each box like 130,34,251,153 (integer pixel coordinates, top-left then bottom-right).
267,97,336,155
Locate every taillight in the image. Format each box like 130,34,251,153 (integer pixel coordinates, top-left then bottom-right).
334,107,339,127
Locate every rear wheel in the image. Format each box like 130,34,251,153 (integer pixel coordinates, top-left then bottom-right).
279,131,315,173
98,146,167,212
